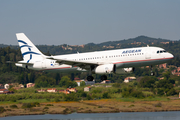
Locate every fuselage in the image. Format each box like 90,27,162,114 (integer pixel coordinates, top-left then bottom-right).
16,46,174,73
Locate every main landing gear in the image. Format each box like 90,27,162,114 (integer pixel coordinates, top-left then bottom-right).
87,76,94,81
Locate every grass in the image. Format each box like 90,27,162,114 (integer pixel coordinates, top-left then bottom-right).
18,99,48,103
1,98,180,118
0,99,48,105
142,96,171,101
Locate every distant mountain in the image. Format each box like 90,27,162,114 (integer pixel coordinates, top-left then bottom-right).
96,36,171,46
0,36,172,48
0,44,19,49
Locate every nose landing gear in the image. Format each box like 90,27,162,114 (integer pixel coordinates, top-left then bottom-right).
150,65,155,76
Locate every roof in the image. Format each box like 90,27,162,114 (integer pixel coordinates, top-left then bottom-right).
75,80,82,82
67,88,76,90
74,77,80,80
0,89,6,91
37,89,46,91
47,88,57,90
85,86,91,88
105,80,111,81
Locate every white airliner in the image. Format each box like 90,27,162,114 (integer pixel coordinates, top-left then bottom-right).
15,33,174,81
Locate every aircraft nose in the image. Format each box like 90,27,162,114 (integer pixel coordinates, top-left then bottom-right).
169,53,174,59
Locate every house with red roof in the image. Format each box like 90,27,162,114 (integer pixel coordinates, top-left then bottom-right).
47,88,57,93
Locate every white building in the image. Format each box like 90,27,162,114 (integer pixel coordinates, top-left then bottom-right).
101,80,111,84
47,88,57,93
75,80,85,86
124,77,136,83
84,87,91,92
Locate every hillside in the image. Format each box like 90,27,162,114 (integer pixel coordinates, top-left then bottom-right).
97,36,171,46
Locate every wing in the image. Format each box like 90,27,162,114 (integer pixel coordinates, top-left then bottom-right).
46,56,104,68
46,56,123,69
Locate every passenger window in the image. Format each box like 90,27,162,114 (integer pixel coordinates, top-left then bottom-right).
157,51,159,53
160,51,163,53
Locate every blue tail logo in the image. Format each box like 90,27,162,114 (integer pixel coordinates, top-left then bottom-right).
18,40,40,63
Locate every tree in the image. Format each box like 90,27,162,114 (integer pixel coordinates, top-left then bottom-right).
139,76,157,88
157,79,173,89
102,92,111,99
35,76,56,88
59,76,70,87
55,73,60,85
162,71,171,80
58,76,77,88
80,81,86,86
167,88,176,96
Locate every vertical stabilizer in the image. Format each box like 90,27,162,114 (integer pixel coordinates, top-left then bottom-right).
16,33,45,63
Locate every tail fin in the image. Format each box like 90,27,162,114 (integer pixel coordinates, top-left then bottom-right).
16,33,45,63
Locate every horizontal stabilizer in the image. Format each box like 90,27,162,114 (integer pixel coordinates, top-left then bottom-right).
6,61,34,65
17,61,34,65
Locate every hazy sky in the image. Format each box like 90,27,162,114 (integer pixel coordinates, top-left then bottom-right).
0,0,180,45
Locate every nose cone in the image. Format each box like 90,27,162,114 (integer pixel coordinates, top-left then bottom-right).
168,53,174,59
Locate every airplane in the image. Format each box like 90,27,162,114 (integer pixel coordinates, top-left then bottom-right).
14,33,174,81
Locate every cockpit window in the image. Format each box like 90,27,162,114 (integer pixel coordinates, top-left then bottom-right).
163,50,166,53
157,50,167,54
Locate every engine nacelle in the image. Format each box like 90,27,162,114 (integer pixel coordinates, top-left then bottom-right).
115,67,134,74
94,64,114,74
93,64,134,74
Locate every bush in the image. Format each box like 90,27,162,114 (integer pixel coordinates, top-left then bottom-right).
167,88,176,96
0,106,5,113
87,94,92,100
46,104,53,106
64,93,79,101
11,99,16,102
130,90,145,99
122,87,145,98
112,83,121,88
157,89,164,96
22,103,32,109
21,102,40,109
10,104,18,109
54,97,60,102
33,102,40,107
154,102,162,107
43,107,49,110
102,92,111,99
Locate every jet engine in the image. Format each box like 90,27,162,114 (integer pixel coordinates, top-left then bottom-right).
93,64,134,74
94,64,114,74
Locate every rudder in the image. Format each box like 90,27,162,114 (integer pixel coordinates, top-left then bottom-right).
16,33,45,63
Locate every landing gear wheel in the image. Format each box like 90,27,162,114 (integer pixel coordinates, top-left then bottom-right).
87,76,94,81
101,75,107,81
150,72,155,76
